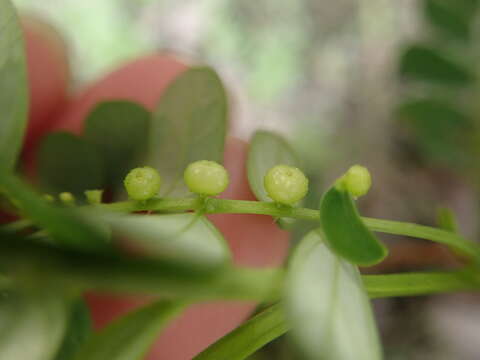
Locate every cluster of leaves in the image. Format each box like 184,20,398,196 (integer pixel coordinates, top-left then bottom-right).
397,0,480,170
1,1,480,360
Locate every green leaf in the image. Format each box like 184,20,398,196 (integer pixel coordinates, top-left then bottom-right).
424,0,476,40
247,130,301,228
194,303,288,360
84,101,150,193
285,231,383,360
147,67,228,197
0,289,69,360
105,213,231,266
397,99,473,166
54,299,92,360
74,300,183,360
0,236,281,301
320,186,387,266
0,0,28,171
38,132,105,197
399,45,474,85
0,173,109,251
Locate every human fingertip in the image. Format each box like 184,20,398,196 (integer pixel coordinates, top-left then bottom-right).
21,14,70,147
55,53,188,134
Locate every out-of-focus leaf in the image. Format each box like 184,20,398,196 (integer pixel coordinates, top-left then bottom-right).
0,237,280,301
0,289,69,360
397,99,473,166
38,132,105,197
399,45,474,85
247,130,301,228
0,173,109,251
54,299,92,360
194,303,287,360
105,213,231,266
424,0,478,40
0,0,28,172
84,101,150,193
148,67,228,197
285,231,383,360
320,186,387,266
73,300,183,360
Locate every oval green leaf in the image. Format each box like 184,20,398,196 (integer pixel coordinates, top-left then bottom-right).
399,45,474,85
0,290,69,360
285,230,383,360
320,186,387,266
38,132,105,197
0,173,109,251
0,0,28,171
194,303,287,360
73,300,183,360
425,0,474,40
147,67,228,197
84,101,150,193
54,299,92,360
105,213,231,266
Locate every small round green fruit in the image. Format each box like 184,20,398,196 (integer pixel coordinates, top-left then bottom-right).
124,166,162,201
338,165,372,197
59,192,75,206
264,165,309,205
184,160,229,196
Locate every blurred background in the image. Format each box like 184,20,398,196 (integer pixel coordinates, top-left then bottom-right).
13,0,480,358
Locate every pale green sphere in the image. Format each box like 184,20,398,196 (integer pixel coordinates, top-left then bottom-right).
184,160,229,196
124,166,162,201
342,165,372,197
264,165,309,205
59,192,75,205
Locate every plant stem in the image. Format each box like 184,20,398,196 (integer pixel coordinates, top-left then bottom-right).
96,197,199,213
364,270,480,298
95,197,480,261
363,217,480,261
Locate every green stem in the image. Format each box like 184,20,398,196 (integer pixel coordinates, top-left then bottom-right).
4,196,480,261
363,217,480,261
96,197,199,213
95,197,480,261
364,271,480,298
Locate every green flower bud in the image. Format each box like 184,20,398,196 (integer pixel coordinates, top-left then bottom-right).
337,165,372,197
85,189,104,205
124,166,162,201
264,164,309,205
184,160,229,196
59,192,75,206
43,194,55,203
